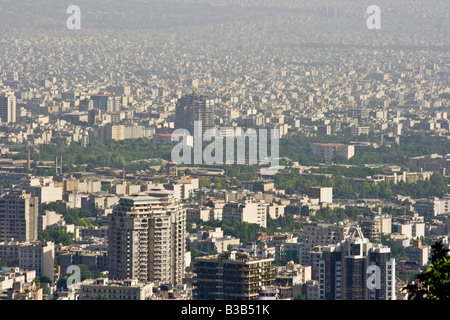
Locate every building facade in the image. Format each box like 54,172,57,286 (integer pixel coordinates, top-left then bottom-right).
308,187,333,204
18,241,55,280
358,213,392,242
108,188,186,285
0,190,39,242
79,278,153,300
319,228,395,300
174,93,215,135
0,91,16,124
222,200,267,228
312,143,354,161
91,92,122,113
297,222,351,268
193,251,275,300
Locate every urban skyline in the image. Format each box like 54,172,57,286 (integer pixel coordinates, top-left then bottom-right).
0,0,448,305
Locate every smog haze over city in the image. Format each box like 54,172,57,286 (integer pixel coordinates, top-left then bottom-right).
0,0,449,307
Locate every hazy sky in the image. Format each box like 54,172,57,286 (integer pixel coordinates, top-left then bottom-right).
0,1,448,52
0,0,448,35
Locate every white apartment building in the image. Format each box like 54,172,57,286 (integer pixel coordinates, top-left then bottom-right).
0,267,36,292
275,261,312,287
108,188,186,285
392,215,426,240
312,143,354,161
28,183,63,204
222,200,268,228
186,207,211,221
38,210,63,230
267,203,286,219
77,180,102,194
308,187,333,204
0,241,56,280
405,240,430,266
165,177,199,200
297,222,351,267
18,241,55,280
191,228,240,254
0,91,16,124
414,197,450,217
79,278,153,300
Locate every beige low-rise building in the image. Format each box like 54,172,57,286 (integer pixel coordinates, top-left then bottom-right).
405,239,430,266
275,261,311,287
191,228,240,253
79,278,154,300
0,241,54,280
222,200,268,228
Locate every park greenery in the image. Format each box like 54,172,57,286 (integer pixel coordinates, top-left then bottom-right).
3,132,446,201
8,131,448,176
273,169,449,200
279,132,450,167
309,206,369,223
0,257,19,268
34,275,52,284
38,229,74,246
23,138,172,175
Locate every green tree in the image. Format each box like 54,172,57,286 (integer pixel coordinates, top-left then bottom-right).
56,277,68,290
78,264,100,281
403,240,450,300
114,155,126,167
35,275,52,284
266,215,303,233
199,177,210,188
391,247,408,262
189,248,203,259
212,177,227,190
0,257,19,267
38,229,74,246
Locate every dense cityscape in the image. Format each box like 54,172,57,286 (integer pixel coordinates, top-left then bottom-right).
0,0,449,304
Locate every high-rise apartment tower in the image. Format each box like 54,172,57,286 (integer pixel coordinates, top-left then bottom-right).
0,190,39,242
174,93,215,136
108,188,186,285
0,91,16,123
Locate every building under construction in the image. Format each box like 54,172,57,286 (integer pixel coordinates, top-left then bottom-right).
193,251,275,300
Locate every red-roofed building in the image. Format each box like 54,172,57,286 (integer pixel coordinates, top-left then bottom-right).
253,230,269,242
